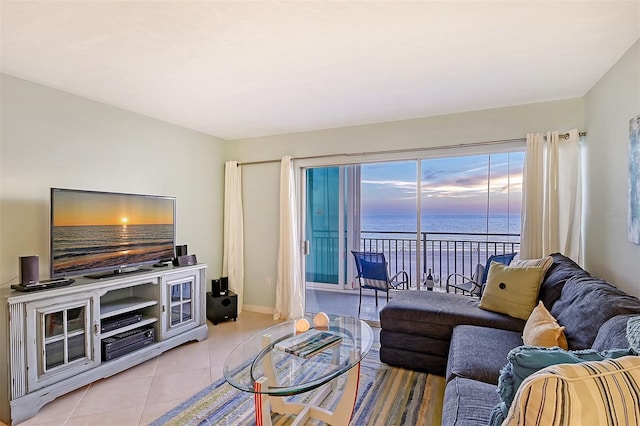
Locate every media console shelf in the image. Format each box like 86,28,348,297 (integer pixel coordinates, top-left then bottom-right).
0,263,207,425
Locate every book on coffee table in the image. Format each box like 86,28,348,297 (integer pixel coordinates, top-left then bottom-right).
275,329,342,359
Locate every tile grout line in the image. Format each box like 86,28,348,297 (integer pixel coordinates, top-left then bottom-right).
138,356,160,425
63,383,92,425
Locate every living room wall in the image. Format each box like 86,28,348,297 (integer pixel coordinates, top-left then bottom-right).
0,74,226,286
227,99,585,312
584,40,640,295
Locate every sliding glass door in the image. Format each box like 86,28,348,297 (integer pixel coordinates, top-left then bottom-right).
305,167,341,286
360,161,419,285
304,166,360,290
302,149,524,296
420,152,524,284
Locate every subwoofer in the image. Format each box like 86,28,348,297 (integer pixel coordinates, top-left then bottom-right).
19,255,39,286
206,291,237,325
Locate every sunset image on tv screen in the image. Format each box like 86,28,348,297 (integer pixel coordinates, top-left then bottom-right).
51,190,175,277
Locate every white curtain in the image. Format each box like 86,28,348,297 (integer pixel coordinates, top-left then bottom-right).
222,161,244,314
520,129,582,263
274,156,305,320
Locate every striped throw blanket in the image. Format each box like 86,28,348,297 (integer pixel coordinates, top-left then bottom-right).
504,355,640,426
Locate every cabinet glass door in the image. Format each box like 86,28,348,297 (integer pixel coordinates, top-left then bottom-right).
170,281,193,326
27,296,97,391
162,271,200,339
44,306,88,370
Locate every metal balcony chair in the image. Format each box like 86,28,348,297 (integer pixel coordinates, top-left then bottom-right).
446,263,485,296
351,251,409,315
446,252,517,297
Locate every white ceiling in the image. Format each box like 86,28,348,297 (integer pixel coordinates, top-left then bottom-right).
1,1,639,140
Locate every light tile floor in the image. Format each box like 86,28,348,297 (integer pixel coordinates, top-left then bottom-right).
4,290,396,426
4,311,280,426
306,288,391,325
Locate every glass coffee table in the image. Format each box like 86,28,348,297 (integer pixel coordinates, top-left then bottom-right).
224,315,373,426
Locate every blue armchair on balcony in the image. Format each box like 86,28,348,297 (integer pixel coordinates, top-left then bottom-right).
351,251,409,315
445,252,517,296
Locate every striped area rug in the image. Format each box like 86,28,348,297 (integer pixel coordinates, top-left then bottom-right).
151,347,445,426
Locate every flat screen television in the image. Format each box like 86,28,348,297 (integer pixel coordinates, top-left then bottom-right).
50,188,176,278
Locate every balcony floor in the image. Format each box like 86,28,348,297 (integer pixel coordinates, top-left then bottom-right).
305,288,403,325
305,288,384,325
305,285,450,326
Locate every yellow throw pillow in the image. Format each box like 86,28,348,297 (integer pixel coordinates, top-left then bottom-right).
479,262,545,320
522,301,569,349
510,256,553,275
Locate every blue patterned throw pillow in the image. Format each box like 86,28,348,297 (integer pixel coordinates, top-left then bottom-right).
489,345,633,426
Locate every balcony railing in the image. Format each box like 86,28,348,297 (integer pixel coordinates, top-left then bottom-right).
306,230,520,289
360,231,520,289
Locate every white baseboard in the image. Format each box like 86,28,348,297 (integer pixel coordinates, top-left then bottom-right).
242,304,274,315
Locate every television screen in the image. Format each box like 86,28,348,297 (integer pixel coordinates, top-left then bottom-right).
50,188,176,278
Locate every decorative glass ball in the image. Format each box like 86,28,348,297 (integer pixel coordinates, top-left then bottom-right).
295,318,310,332
313,312,330,327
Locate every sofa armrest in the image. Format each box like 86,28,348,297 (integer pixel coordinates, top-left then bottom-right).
503,356,640,425
591,314,635,351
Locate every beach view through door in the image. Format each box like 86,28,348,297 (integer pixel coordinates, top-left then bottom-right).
305,151,524,322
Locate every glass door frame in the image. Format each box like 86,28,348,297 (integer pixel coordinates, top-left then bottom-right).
26,294,98,392
296,141,525,299
301,165,358,291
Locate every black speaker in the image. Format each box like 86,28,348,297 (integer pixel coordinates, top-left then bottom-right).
172,245,188,266
211,278,222,296
19,255,39,287
220,276,229,294
206,291,237,325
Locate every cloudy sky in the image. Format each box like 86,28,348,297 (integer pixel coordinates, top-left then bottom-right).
361,152,524,216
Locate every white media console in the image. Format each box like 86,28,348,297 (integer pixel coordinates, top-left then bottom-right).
0,263,208,425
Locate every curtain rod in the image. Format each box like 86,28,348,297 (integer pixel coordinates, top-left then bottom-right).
236,131,587,166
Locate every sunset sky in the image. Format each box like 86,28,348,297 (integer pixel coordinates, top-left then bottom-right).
52,190,174,226
361,152,524,216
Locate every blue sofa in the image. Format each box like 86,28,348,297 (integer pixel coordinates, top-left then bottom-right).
379,253,640,425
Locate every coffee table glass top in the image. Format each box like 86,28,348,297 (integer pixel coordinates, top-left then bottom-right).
223,315,373,396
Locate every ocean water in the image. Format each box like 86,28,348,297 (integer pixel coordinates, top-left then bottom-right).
359,214,521,284
52,224,174,275
307,214,522,285
362,214,521,238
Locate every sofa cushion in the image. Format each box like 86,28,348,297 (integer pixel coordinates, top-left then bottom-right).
379,344,448,375
380,290,525,340
446,325,523,384
501,356,640,426
479,263,544,320
379,329,450,374
522,301,568,349
550,275,640,349
380,329,450,356
442,377,500,426
538,252,590,310
592,314,637,351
